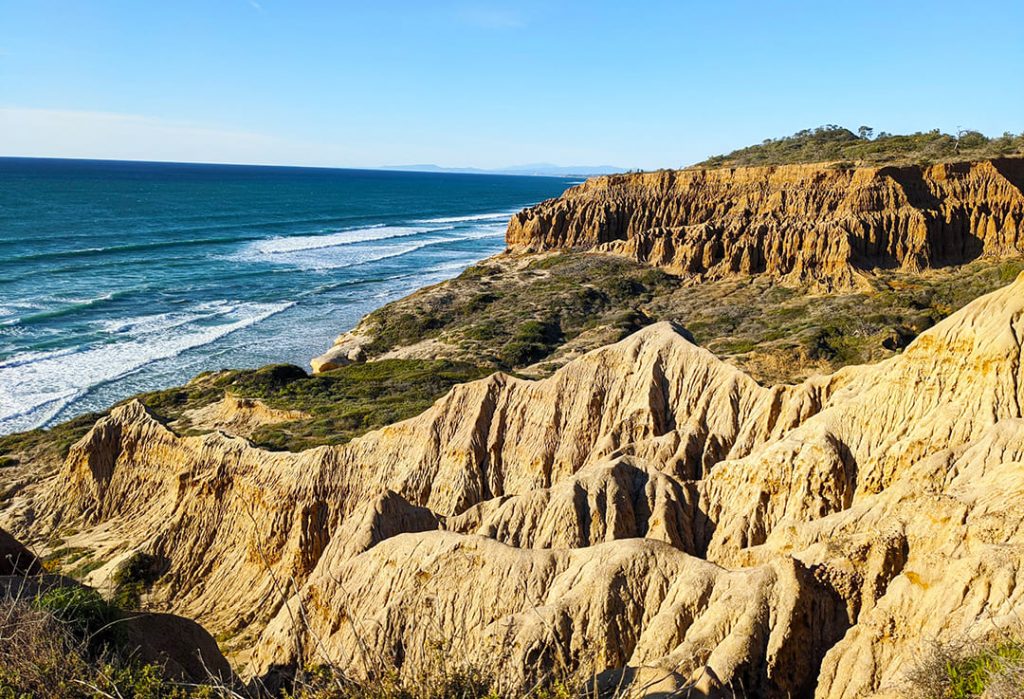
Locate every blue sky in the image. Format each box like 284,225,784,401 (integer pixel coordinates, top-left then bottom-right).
1,0,1022,169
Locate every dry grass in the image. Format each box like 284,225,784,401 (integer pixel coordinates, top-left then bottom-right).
0,595,84,695
906,634,1024,699
0,585,244,698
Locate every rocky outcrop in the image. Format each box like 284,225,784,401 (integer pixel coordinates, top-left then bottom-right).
182,393,308,438
309,338,368,374
0,526,42,575
445,459,698,550
117,610,234,682
42,323,833,636
255,532,849,699
15,273,1024,696
507,158,1024,289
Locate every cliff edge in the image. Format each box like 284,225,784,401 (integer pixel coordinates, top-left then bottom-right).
507,158,1024,289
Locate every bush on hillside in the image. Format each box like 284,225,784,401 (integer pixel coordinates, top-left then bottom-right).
698,125,1024,167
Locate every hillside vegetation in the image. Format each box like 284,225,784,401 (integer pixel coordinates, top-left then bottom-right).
696,125,1024,168
0,359,489,465
331,252,1024,386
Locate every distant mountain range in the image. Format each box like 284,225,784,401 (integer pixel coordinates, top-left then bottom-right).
378,163,623,177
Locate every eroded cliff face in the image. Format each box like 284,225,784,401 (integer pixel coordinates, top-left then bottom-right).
39,324,837,641
506,159,1024,288
12,271,1024,697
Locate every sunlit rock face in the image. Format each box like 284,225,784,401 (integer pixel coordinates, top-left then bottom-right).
508,158,1024,290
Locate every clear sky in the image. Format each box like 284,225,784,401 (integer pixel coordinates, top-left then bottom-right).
1,0,1022,170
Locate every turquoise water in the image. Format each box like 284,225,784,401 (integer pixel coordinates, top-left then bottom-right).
0,158,573,434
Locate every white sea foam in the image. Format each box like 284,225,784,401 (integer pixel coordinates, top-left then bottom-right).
247,225,443,256
274,223,504,272
271,237,458,271
412,210,517,224
235,213,511,269
455,222,508,240
0,300,294,434
60,292,116,305
96,301,240,335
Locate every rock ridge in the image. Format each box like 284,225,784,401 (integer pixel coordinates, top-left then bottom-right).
506,158,1024,289
9,273,1024,697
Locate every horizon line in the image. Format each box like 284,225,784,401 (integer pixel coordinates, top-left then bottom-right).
0,154,609,178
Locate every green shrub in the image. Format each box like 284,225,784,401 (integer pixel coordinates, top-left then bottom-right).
525,255,569,271
0,410,105,470
808,323,864,363
998,260,1024,283
457,264,492,279
95,662,197,699
43,546,92,568
500,341,550,367
461,321,503,342
32,585,117,644
943,642,1024,699
715,339,759,354
601,276,643,299
610,309,651,334
235,360,492,451
364,311,441,354
112,551,162,608
69,558,105,580
461,292,501,313
637,268,674,289
512,320,561,345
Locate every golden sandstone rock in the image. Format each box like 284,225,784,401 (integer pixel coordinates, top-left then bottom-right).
507,159,1024,290
17,270,1024,697
182,393,308,438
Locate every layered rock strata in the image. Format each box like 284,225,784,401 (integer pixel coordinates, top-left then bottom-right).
507,159,1024,289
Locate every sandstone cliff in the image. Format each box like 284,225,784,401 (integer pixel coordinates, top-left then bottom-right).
506,158,1024,289
11,271,1024,697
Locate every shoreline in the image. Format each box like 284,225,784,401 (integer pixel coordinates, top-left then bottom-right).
0,159,574,436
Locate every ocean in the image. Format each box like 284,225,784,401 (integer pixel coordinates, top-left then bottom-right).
0,158,574,435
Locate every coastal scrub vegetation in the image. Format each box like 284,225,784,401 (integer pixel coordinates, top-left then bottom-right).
0,584,209,699
139,359,492,452
345,251,1024,386
0,359,490,465
696,125,1024,168
357,254,676,372
0,411,105,475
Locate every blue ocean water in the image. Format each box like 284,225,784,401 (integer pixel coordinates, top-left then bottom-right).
0,158,574,435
